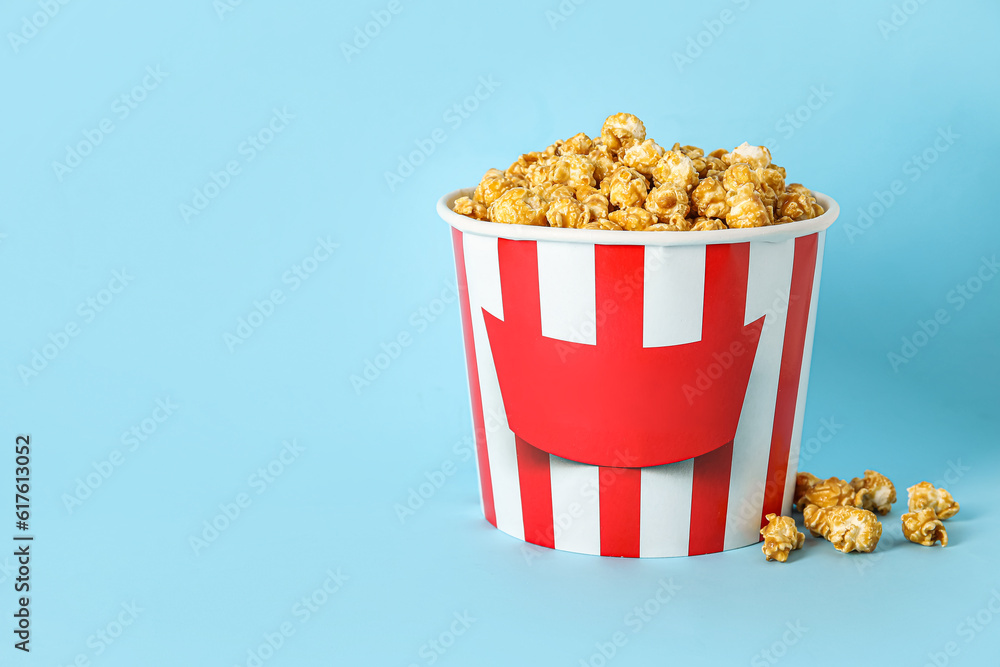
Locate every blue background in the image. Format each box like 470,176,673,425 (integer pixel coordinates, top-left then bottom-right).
2,0,998,665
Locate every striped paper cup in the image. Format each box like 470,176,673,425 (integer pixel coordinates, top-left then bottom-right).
438,188,839,557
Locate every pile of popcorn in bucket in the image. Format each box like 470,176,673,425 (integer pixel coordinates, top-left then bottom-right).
451,112,824,231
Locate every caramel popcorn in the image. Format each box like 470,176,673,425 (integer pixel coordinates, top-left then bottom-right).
601,112,646,152
602,165,648,209
609,206,657,232
647,222,688,232
575,185,611,219
907,482,960,520
777,186,821,221
588,143,617,183
690,217,726,231
700,156,727,179
724,142,772,169
452,196,487,221
559,132,593,156
546,197,591,229
620,139,665,177
549,154,596,188
505,152,544,179
644,184,690,223
793,472,822,507
795,476,862,511
690,177,729,219
760,513,805,563
651,150,700,192
850,470,896,516
451,113,825,230
902,508,948,547
488,187,547,226
725,183,771,229
524,159,553,187
473,169,519,206
757,167,786,200
721,163,762,195
535,183,576,201
581,218,623,231
802,504,882,553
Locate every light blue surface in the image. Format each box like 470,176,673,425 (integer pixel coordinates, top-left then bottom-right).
2,0,998,664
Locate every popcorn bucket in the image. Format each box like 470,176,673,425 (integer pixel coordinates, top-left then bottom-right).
438,189,839,557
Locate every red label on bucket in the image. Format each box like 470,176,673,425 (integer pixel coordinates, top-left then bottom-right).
484,239,764,468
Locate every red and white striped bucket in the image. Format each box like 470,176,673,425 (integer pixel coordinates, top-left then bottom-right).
438,188,838,557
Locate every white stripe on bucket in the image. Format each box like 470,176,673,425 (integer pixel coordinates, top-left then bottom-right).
549,455,601,555
782,231,827,513
723,238,796,550
462,233,523,540
537,241,597,344
639,459,695,557
642,245,706,348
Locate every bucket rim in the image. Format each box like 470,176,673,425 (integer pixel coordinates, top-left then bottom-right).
437,187,838,246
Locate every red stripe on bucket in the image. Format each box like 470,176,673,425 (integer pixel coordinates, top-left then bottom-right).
760,233,819,530
594,244,645,347
599,466,642,557
688,243,751,555
496,239,556,547
688,440,735,555
451,227,496,527
497,238,542,331
593,244,644,557
515,437,555,549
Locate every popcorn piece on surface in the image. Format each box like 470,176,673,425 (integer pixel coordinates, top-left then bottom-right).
850,470,897,515
609,206,658,232
575,185,611,219
902,508,948,547
725,183,771,228
581,217,624,231
545,197,591,229
559,132,593,155
601,112,646,152
644,184,690,223
452,196,488,221
793,472,822,507
690,217,727,231
802,504,882,553
760,513,805,562
651,150,700,191
796,476,862,511
549,154,597,188
487,187,548,226
620,139,665,177
690,177,730,219
601,165,649,209
907,482,960,520
724,142,772,170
